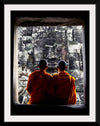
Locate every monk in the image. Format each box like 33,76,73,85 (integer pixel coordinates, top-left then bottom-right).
26,59,52,104
52,60,76,105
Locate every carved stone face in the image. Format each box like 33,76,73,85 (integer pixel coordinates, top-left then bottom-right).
18,26,83,74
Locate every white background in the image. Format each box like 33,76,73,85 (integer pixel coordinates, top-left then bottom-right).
4,4,96,122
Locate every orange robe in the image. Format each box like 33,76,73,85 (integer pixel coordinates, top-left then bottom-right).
26,70,52,104
52,71,76,105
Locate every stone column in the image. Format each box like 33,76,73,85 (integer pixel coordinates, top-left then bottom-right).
13,25,19,104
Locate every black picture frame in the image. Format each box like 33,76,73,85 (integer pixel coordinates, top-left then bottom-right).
2,0,99,125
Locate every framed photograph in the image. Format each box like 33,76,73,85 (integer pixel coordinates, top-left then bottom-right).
2,1,99,125
11,10,89,114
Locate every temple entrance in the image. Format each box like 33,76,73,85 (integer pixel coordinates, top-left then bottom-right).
17,26,85,104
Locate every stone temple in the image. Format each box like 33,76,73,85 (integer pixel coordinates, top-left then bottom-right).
17,26,85,104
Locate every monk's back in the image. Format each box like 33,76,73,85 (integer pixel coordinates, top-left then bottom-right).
27,70,52,104
53,71,73,100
